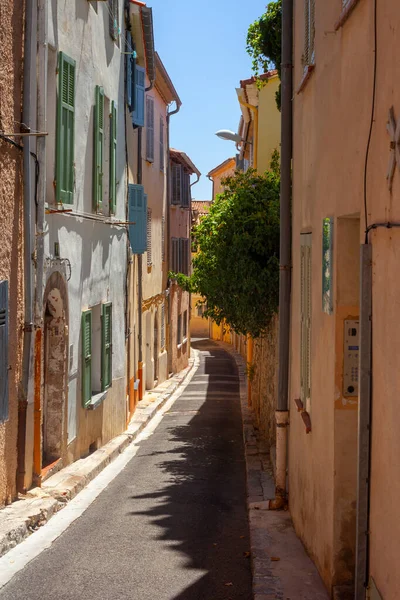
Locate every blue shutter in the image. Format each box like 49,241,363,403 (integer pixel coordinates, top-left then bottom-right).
0,281,9,422
132,66,145,127
128,184,148,254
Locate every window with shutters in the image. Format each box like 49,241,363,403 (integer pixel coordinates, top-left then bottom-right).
181,172,190,208
161,303,165,350
109,101,117,215
101,303,112,391
147,208,152,267
56,52,75,204
146,96,155,162
171,237,179,273
159,117,164,171
0,281,9,422
108,0,119,43
300,234,312,413
322,218,334,315
93,85,104,211
128,184,147,254
171,163,182,205
126,31,135,113
132,66,145,127
178,238,190,275
177,313,182,346
82,303,112,407
304,0,315,66
81,310,92,408
161,215,165,262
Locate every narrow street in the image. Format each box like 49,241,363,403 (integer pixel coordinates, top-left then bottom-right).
0,341,252,600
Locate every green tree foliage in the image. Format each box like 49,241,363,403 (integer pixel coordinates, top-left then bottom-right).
173,156,280,338
246,1,282,110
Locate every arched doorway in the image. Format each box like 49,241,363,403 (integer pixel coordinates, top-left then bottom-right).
42,274,69,469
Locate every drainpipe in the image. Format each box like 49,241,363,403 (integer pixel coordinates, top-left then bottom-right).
270,0,293,510
17,0,37,493
189,174,200,354
137,126,144,399
207,174,214,201
166,100,181,373
237,96,258,408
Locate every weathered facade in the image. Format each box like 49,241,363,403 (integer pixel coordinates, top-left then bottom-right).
290,1,400,597
0,0,25,505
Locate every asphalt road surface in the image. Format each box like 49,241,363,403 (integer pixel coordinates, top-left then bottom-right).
0,339,252,600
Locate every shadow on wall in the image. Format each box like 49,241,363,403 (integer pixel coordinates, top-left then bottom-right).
127,339,252,599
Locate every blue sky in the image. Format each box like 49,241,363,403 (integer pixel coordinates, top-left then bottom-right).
149,0,266,200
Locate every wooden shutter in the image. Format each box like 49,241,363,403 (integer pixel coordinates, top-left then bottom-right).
171,164,182,205
161,303,165,350
300,234,312,410
171,238,179,272
146,96,154,162
109,101,117,215
159,117,164,171
0,281,9,422
147,207,152,266
93,85,104,211
108,0,119,41
56,52,75,204
101,303,112,391
82,310,92,407
132,65,145,127
181,173,190,208
185,239,190,275
128,183,147,254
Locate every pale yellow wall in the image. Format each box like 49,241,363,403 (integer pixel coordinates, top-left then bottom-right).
211,160,236,199
257,76,281,173
291,0,400,596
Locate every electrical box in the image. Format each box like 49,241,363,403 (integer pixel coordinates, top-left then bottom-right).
343,319,359,397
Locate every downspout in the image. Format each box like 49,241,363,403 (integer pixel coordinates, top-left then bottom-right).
166,100,181,373
137,126,144,400
32,0,48,485
270,0,293,510
207,174,214,201
188,174,200,353
238,96,258,408
17,0,37,493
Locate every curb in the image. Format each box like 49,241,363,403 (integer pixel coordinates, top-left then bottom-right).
0,351,199,558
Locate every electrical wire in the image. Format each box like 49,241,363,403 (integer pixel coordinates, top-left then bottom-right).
363,0,378,243
0,132,23,151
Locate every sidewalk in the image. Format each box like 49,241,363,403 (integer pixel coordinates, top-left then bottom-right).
217,341,329,600
0,354,198,558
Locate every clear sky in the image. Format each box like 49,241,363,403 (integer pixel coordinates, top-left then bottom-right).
149,0,267,201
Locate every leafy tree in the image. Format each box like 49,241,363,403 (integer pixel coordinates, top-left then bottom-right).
172,155,280,338
246,1,282,110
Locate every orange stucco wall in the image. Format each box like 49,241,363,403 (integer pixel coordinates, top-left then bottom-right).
291,1,400,596
0,0,24,506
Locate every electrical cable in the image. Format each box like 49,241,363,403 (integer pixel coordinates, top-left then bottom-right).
363,0,377,243
0,132,23,151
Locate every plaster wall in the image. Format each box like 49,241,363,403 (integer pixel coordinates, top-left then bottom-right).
211,160,236,199
257,77,281,173
0,0,24,505
291,0,400,595
30,0,129,476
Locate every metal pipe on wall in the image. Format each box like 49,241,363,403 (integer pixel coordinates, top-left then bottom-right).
17,0,38,493
137,126,143,399
354,244,373,599
272,0,293,508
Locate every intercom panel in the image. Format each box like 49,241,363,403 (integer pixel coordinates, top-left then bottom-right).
343,319,359,397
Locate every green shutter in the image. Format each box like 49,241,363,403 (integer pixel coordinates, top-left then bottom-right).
101,303,112,391
109,101,117,215
56,52,75,204
93,85,104,211
82,310,92,407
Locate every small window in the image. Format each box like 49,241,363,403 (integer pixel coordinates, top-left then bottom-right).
177,313,182,346
183,310,187,340
171,163,182,205
322,218,334,314
304,0,315,66
181,172,190,208
146,96,155,162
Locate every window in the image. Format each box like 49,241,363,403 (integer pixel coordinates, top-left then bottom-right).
177,313,182,346
171,163,190,207
109,101,117,215
128,184,147,254
108,0,119,42
179,238,190,275
171,237,179,272
93,85,104,211
322,218,334,314
181,172,190,208
81,303,112,408
183,310,187,340
56,52,75,204
146,96,155,162
159,117,164,171
300,234,312,413
161,303,165,350
147,208,152,267
304,0,315,66
0,281,9,422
